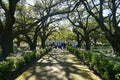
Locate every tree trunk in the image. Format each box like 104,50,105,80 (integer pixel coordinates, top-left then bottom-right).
76,35,81,48
24,34,38,51
1,31,13,59
106,35,120,56
93,39,97,48
112,45,120,56
41,39,46,48
0,0,20,59
30,45,36,51
99,23,120,56
77,40,82,48
29,42,36,51
15,38,21,47
85,37,91,50
30,36,38,51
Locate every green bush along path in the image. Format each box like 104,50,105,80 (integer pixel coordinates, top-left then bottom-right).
15,48,102,80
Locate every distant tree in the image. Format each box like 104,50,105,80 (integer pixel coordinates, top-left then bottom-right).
14,0,79,50
48,24,75,44
72,27,83,48
39,23,58,48
90,27,108,48
67,6,98,50
14,1,38,50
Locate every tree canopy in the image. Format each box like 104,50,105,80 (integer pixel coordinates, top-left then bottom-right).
0,0,120,59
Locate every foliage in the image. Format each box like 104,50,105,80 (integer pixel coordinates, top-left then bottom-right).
0,47,52,80
0,58,14,80
81,0,120,55
67,46,120,80
14,57,25,69
48,26,74,41
23,52,35,64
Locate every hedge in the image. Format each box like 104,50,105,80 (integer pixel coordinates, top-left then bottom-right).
67,46,120,80
0,47,52,80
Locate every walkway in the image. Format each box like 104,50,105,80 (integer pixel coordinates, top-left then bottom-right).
16,48,102,80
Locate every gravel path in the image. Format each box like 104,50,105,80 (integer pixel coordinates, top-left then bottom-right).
16,48,102,80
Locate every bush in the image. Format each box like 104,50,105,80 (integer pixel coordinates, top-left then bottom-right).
0,58,14,80
114,63,120,80
14,57,25,69
0,47,52,80
115,73,120,80
67,46,120,80
23,53,32,64
35,51,41,58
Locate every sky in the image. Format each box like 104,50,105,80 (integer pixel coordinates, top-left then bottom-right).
26,0,34,5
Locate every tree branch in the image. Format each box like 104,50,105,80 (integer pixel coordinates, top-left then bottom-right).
0,0,8,12
67,14,79,27
0,19,3,32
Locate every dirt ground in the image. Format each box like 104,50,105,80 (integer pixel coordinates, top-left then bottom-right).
15,48,102,80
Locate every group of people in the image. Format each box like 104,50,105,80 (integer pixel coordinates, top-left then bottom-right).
50,42,66,49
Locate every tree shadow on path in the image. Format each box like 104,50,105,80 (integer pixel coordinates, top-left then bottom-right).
16,49,101,80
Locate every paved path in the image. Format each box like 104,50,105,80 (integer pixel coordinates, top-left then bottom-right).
16,48,102,80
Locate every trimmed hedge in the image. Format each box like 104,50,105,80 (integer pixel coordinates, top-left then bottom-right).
0,47,52,80
67,46,120,80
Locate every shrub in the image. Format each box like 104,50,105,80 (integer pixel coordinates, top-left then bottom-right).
14,57,25,69
0,47,52,80
114,63,120,80
23,53,32,64
35,51,41,58
0,58,14,80
67,46,120,80
115,73,120,80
